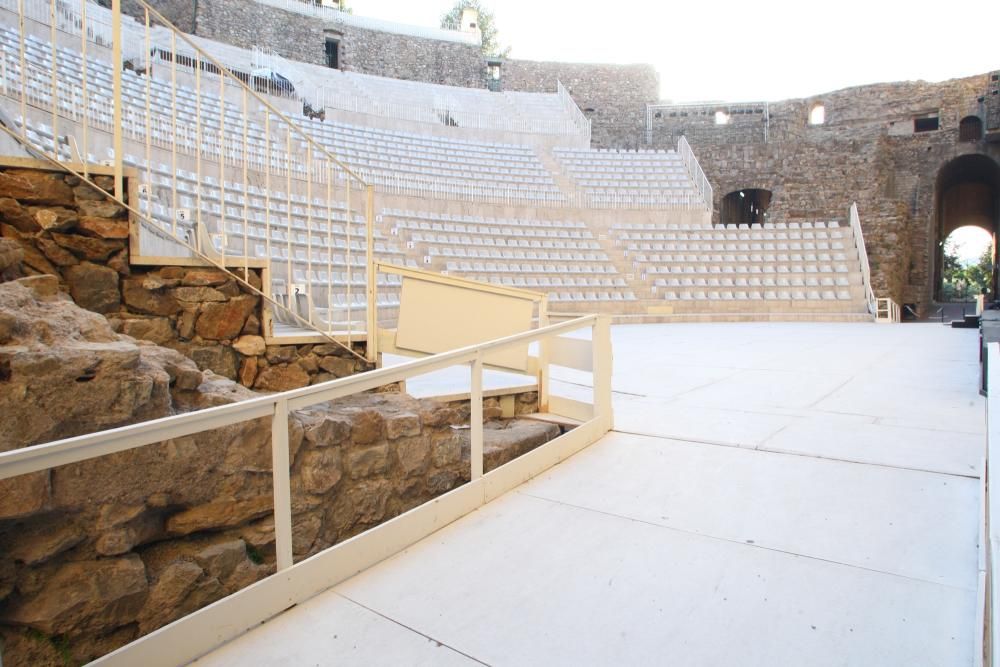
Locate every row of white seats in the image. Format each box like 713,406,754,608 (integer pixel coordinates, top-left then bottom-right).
429,247,608,261
443,261,616,274
457,274,628,288
662,291,853,301
410,233,600,251
647,264,851,275
654,276,852,287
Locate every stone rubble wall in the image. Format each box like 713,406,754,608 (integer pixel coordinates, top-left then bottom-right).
0,166,372,392
0,259,559,665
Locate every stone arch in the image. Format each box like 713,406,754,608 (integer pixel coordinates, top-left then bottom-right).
933,154,1000,300
720,189,772,226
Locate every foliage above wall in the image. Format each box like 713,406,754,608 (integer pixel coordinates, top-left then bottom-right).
440,0,509,58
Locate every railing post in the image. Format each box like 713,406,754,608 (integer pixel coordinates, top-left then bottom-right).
271,398,294,571
537,296,551,413
366,185,378,363
592,315,613,432
470,351,484,480
111,0,124,197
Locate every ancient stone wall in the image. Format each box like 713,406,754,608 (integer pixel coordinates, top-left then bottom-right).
337,25,484,88
188,0,485,85
647,74,1000,310
122,0,197,33
194,0,326,66
502,60,659,149
0,166,372,391
0,272,558,664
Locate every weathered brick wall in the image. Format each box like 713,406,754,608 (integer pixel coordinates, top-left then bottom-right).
503,60,659,148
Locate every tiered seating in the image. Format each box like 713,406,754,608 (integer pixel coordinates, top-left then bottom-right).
342,72,571,132
0,29,562,204
554,148,700,206
612,221,863,304
384,209,636,303
296,117,562,202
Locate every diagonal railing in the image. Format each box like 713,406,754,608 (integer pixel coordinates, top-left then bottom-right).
0,0,386,354
849,202,878,318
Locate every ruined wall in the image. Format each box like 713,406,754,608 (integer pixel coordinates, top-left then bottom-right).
647,74,1000,309
194,0,326,66
122,0,197,33
0,167,558,665
0,272,557,664
503,60,659,149
337,25,484,88
188,0,484,85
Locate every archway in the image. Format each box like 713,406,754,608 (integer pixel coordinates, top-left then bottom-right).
940,226,993,302
721,189,772,226
934,154,1000,301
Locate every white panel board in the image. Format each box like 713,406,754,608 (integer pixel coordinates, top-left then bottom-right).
396,278,534,371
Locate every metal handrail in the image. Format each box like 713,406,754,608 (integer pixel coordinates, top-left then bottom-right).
0,313,610,571
849,202,877,317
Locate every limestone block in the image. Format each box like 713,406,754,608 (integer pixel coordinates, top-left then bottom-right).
254,362,310,392
64,262,120,314
347,444,390,480
0,555,148,635
195,295,257,340
0,169,74,206
165,496,273,536
232,335,266,357
50,232,123,262
385,412,421,440
121,278,182,316
76,216,129,239
0,197,39,233
300,447,343,494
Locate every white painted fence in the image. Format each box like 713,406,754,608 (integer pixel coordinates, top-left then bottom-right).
0,313,613,666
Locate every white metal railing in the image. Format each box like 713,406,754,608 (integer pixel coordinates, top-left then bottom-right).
850,202,878,317
315,88,587,137
983,343,998,666
1,0,380,349
0,313,613,665
676,135,713,212
252,0,481,45
557,79,591,143
875,297,901,323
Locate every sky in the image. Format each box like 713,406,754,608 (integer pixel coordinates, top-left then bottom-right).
947,226,993,265
353,0,999,103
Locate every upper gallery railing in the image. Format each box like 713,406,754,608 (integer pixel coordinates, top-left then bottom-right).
849,202,877,317
676,135,713,212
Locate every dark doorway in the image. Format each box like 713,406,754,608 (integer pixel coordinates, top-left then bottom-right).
721,189,772,226
934,154,1000,300
959,116,984,143
325,39,340,69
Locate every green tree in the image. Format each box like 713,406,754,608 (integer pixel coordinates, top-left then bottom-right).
440,1,510,58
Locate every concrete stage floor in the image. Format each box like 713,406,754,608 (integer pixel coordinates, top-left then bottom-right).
195,322,984,666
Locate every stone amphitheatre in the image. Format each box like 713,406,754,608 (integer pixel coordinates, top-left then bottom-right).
0,0,997,664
